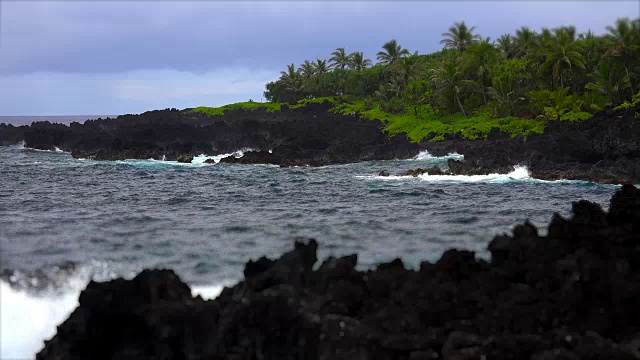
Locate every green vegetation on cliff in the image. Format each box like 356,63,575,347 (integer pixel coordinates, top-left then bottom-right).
196,18,640,142
274,19,638,135
193,101,282,116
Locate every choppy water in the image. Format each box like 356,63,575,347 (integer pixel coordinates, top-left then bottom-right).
0,144,618,359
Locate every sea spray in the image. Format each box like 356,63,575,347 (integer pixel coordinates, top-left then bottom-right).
0,265,228,360
362,165,534,183
412,150,464,161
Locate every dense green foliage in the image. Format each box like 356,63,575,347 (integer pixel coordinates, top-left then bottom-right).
260,18,640,141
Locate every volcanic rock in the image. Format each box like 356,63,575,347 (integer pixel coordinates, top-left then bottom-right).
37,185,640,360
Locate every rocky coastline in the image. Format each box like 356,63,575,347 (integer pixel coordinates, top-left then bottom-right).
1,101,639,183
420,107,640,184
37,184,640,360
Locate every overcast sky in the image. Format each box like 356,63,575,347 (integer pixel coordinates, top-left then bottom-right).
0,1,638,115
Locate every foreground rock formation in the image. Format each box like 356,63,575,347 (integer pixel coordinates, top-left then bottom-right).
38,185,640,360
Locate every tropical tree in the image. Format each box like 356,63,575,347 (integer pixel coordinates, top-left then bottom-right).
431,56,468,117
313,59,329,76
496,34,516,58
299,60,315,80
537,27,586,88
376,39,410,67
440,21,481,51
395,52,421,88
329,48,350,70
604,17,640,94
488,58,530,115
348,52,372,71
404,80,431,116
280,63,298,81
585,59,631,105
463,42,500,104
513,26,538,57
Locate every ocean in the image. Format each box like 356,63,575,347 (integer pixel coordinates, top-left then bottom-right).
0,142,619,359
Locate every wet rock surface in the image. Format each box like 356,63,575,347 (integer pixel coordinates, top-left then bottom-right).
2,103,639,182
0,103,419,166
38,185,640,360
422,106,640,183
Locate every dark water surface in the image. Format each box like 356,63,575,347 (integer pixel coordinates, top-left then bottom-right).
0,144,617,285
0,144,622,358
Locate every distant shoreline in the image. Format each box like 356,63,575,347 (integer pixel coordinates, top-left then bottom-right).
0,115,117,126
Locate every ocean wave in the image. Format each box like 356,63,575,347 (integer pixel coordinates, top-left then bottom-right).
359,165,608,185
0,261,226,360
15,140,68,154
359,165,535,184
411,150,464,161
110,148,260,168
0,261,129,360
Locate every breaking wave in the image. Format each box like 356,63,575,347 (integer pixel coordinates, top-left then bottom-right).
411,150,464,161
16,141,67,154
360,165,537,184
0,262,226,360
112,148,260,168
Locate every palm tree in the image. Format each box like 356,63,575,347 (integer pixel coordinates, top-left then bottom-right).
463,42,499,104
604,17,640,95
280,63,298,81
496,34,516,58
313,59,329,76
395,52,421,88
440,21,481,51
299,60,315,80
585,59,631,105
376,39,410,67
329,48,350,70
514,26,538,57
431,57,468,117
348,52,372,71
537,27,586,88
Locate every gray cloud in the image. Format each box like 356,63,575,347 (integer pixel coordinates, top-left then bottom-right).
0,1,637,114
2,1,636,75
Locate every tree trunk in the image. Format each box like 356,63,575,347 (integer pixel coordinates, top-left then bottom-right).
456,94,467,118
625,65,635,97
481,78,487,104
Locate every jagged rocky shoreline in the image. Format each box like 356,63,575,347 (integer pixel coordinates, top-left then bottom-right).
0,103,419,167
37,185,640,360
1,102,639,182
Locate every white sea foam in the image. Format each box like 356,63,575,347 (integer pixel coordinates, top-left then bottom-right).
360,165,535,183
0,277,85,359
412,150,464,161
0,262,124,360
0,264,229,360
18,143,69,154
191,284,226,299
115,148,258,167
416,165,531,183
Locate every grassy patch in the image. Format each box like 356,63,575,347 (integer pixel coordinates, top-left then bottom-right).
559,110,593,122
289,97,338,109
193,101,282,116
193,97,547,142
333,99,546,142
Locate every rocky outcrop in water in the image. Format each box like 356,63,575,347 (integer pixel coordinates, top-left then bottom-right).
0,103,419,166
423,106,640,184
38,185,640,360
2,101,639,182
